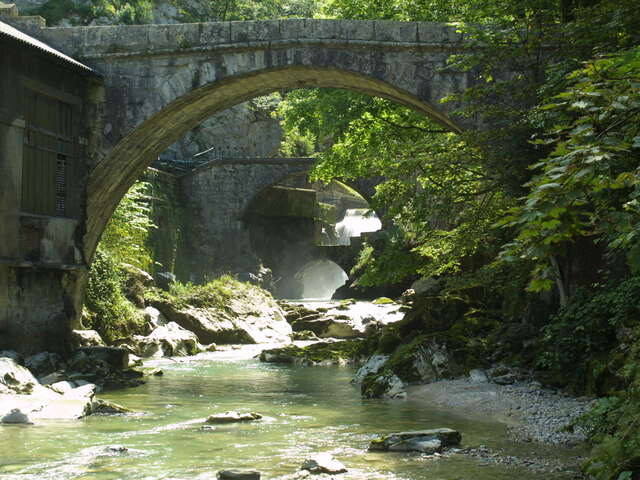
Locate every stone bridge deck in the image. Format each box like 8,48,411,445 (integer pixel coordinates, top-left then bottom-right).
40,19,465,61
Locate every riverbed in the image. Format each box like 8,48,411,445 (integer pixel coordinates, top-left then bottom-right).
0,345,584,479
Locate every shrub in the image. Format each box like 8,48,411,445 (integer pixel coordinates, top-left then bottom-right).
84,249,145,344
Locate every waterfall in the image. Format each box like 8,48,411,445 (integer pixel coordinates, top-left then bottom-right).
335,208,382,246
297,260,348,299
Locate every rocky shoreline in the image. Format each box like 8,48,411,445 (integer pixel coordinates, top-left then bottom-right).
408,377,593,446
1,281,594,478
406,377,592,478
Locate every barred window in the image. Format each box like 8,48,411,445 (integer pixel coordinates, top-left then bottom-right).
21,88,79,217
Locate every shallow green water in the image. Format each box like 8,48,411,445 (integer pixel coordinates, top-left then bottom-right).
0,347,581,479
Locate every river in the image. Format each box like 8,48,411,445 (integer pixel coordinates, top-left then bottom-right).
0,345,581,479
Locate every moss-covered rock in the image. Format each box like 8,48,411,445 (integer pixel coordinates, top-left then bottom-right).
259,340,364,366
119,263,154,308
373,297,395,305
361,372,406,399
369,428,462,452
146,277,292,345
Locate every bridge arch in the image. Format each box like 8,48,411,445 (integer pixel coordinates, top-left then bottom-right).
86,65,463,258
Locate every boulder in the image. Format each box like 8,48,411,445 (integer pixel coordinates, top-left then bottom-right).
369,428,461,453
206,411,262,424
155,271,176,291
71,330,105,348
388,438,442,453
291,330,320,341
120,264,154,307
300,453,347,474
74,347,129,370
24,352,64,377
1,408,32,424
0,386,95,420
292,318,360,339
372,297,395,305
64,383,96,401
352,355,389,384
492,374,516,385
0,351,22,363
0,357,39,394
259,346,301,364
131,322,202,358
152,293,292,345
217,470,261,480
408,341,452,384
38,371,67,386
91,399,132,415
105,445,129,453
361,373,406,399
259,340,361,367
49,381,75,394
468,369,489,383
143,306,168,329
360,336,458,399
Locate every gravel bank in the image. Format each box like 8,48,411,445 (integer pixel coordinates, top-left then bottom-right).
407,377,594,477
407,378,594,445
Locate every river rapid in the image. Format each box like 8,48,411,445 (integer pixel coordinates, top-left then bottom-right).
0,342,584,480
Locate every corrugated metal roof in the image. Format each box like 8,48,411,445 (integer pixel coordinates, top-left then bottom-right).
0,20,96,75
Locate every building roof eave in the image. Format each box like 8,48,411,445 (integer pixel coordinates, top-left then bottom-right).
0,20,99,77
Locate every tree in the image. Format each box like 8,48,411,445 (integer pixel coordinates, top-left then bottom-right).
100,180,155,270
500,47,640,300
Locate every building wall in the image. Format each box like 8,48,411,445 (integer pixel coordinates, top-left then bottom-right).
0,35,102,355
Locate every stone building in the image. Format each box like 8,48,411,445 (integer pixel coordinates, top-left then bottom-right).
0,9,103,354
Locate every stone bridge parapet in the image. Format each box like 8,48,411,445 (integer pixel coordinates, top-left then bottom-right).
39,19,465,60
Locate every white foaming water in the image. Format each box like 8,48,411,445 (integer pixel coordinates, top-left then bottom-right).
296,259,348,299
335,208,382,245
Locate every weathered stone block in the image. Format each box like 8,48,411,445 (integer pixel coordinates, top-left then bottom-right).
148,23,200,50
374,21,418,43
200,22,231,45
306,18,343,39
279,18,308,40
230,20,280,43
417,23,462,44
341,19,375,41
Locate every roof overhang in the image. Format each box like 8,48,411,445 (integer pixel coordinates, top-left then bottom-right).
0,20,99,77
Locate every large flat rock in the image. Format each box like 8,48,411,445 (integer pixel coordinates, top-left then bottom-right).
368,428,461,453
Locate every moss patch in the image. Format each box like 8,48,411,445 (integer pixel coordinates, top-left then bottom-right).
145,275,261,311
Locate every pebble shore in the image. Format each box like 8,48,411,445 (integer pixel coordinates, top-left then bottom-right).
407,377,594,477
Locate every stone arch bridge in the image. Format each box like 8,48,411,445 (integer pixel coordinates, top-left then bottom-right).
151,155,376,287
2,16,488,353
34,18,478,257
